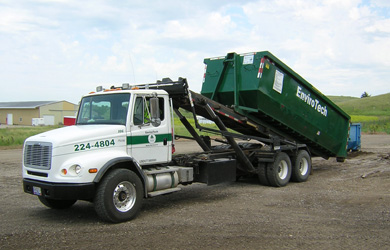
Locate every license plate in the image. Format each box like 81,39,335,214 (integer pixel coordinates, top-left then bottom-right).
33,186,42,196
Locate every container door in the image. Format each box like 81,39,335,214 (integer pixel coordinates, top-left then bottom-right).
128,94,171,165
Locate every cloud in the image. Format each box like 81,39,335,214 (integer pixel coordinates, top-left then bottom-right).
0,0,389,103
238,0,390,96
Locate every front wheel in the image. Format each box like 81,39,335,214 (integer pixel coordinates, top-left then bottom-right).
94,169,143,223
266,152,292,187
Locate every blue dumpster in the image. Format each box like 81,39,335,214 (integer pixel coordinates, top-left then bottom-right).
348,123,361,151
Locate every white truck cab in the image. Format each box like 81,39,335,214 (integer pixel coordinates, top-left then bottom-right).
23,86,180,222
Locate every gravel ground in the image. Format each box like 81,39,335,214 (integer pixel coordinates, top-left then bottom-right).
0,134,389,249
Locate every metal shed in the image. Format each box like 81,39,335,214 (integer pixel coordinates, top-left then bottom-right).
0,101,78,126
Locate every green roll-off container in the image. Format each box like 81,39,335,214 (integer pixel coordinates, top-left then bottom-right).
201,51,350,159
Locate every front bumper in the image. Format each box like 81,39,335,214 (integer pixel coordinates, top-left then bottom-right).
23,179,96,201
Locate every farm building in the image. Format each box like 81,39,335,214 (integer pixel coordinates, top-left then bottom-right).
0,101,78,126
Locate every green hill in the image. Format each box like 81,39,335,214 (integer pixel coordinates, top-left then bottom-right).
327,95,359,104
330,93,390,116
327,93,390,133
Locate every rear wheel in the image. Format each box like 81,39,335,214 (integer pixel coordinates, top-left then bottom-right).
38,196,76,209
291,150,311,182
266,152,291,187
94,169,143,223
257,162,269,186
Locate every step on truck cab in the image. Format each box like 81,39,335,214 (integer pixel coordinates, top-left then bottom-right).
23,51,350,223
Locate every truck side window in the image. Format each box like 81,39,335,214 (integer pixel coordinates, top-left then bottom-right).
133,97,144,125
133,96,165,126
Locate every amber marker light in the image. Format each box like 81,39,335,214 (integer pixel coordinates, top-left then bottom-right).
89,168,98,173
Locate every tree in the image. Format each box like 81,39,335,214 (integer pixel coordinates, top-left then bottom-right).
361,91,371,98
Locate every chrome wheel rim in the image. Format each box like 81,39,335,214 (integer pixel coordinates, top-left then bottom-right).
278,160,289,180
113,181,136,212
299,158,309,176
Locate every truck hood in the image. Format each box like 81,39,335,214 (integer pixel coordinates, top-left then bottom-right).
25,125,126,148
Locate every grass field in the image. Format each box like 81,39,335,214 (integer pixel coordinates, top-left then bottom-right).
173,113,226,139
0,126,61,148
329,93,390,116
1,92,389,148
329,93,390,134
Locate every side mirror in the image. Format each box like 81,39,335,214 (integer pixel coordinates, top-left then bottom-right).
150,96,161,127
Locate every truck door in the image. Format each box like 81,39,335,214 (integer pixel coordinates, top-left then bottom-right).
128,94,171,165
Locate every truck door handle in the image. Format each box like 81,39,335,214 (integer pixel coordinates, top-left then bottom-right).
163,138,167,145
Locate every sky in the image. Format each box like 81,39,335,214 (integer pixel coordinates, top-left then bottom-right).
1,0,389,104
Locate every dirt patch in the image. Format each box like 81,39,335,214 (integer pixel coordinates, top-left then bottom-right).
347,150,374,158
0,135,389,249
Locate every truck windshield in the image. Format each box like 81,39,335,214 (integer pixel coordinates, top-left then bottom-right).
76,93,130,125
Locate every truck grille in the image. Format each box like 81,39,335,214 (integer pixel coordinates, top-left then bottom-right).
24,142,52,170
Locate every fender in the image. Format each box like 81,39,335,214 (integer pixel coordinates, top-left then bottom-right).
93,156,148,198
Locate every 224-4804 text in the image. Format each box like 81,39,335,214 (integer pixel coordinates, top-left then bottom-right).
74,139,115,151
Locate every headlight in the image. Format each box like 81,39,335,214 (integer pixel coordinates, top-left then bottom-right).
60,164,82,177
75,165,82,175
66,164,82,176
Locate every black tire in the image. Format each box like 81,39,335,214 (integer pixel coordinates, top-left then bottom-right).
257,162,269,186
94,169,143,223
266,152,292,187
291,150,311,182
38,196,76,209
